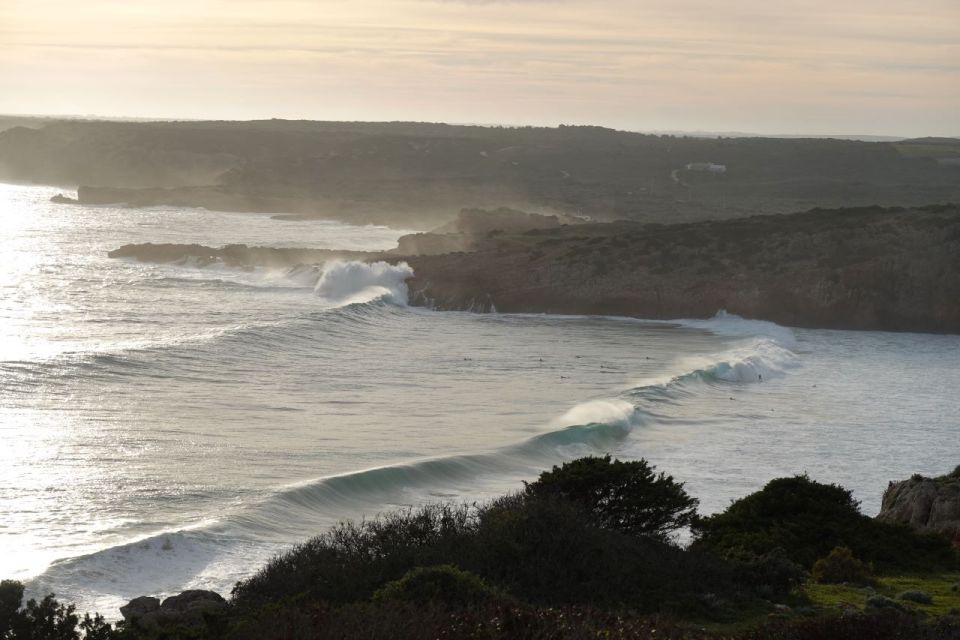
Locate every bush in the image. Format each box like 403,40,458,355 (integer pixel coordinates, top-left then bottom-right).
372,565,502,607
811,546,874,585
0,580,24,637
725,549,804,600
233,487,759,617
692,475,957,571
0,581,116,640
231,503,476,607
524,455,698,541
899,590,934,605
866,594,906,611
470,493,736,610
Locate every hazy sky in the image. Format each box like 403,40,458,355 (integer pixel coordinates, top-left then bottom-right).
2,0,958,136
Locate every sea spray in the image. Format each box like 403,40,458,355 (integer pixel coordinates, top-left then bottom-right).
313,261,413,305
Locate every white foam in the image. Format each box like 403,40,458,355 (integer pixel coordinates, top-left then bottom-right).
551,398,636,428
313,261,413,305
677,310,798,350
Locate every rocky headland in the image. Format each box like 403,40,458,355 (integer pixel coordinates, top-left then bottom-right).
878,468,960,545
398,204,960,332
109,204,960,333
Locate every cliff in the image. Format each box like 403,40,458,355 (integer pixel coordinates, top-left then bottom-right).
877,468,960,543
399,204,960,333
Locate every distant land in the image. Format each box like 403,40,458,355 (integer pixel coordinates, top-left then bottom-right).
1,117,957,228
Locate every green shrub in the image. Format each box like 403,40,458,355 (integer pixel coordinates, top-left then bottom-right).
524,455,698,541
692,475,957,571
866,594,906,611
899,590,934,605
724,549,804,600
0,581,116,640
812,546,874,585
372,565,502,607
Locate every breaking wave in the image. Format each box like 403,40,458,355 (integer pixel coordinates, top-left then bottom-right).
313,261,413,306
28,313,799,616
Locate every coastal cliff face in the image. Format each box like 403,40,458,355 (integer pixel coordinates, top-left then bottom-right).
877,470,960,544
401,205,960,333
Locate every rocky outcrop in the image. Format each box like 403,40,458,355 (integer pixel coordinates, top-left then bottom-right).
108,243,375,269
877,468,960,543
106,204,960,334
400,205,960,333
430,207,582,235
120,590,227,630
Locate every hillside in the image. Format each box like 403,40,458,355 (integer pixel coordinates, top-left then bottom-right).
1,119,958,228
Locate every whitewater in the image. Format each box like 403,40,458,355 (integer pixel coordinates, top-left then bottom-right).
1,183,958,617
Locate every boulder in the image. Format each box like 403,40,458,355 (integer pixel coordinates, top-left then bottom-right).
119,596,160,626
120,590,226,629
877,468,960,543
159,590,227,624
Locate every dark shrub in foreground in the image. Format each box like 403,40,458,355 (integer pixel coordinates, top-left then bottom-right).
898,590,933,605
372,565,504,607
231,503,475,608
0,580,116,640
233,493,756,615
811,546,874,585
524,456,699,540
692,475,956,571
204,601,960,640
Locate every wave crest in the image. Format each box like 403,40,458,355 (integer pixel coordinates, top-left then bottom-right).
313,261,413,306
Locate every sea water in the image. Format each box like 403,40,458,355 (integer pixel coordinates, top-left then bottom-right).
1,182,957,617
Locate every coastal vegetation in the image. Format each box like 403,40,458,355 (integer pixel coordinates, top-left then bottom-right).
1,119,956,227
3,457,958,639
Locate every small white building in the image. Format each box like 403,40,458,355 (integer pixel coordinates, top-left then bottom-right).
685,162,727,174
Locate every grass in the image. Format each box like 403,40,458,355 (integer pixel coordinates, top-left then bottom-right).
804,572,960,616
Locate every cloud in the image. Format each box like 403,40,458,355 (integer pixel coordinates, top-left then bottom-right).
0,0,957,135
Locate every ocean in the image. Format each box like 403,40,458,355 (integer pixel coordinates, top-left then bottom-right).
1,182,958,617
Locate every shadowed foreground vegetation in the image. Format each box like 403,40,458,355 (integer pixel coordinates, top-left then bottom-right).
3,457,958,639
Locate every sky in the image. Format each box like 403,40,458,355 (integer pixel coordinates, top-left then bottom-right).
1,0,958,137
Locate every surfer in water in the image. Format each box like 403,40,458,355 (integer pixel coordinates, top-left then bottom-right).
758,373,763,382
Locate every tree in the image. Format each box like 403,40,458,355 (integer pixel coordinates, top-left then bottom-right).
524,456,699,541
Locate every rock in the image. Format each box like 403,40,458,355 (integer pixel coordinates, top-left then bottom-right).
119,596,160,627
50,194,78,204
120,590,226,630
877,468,960,543
159,589,227,624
